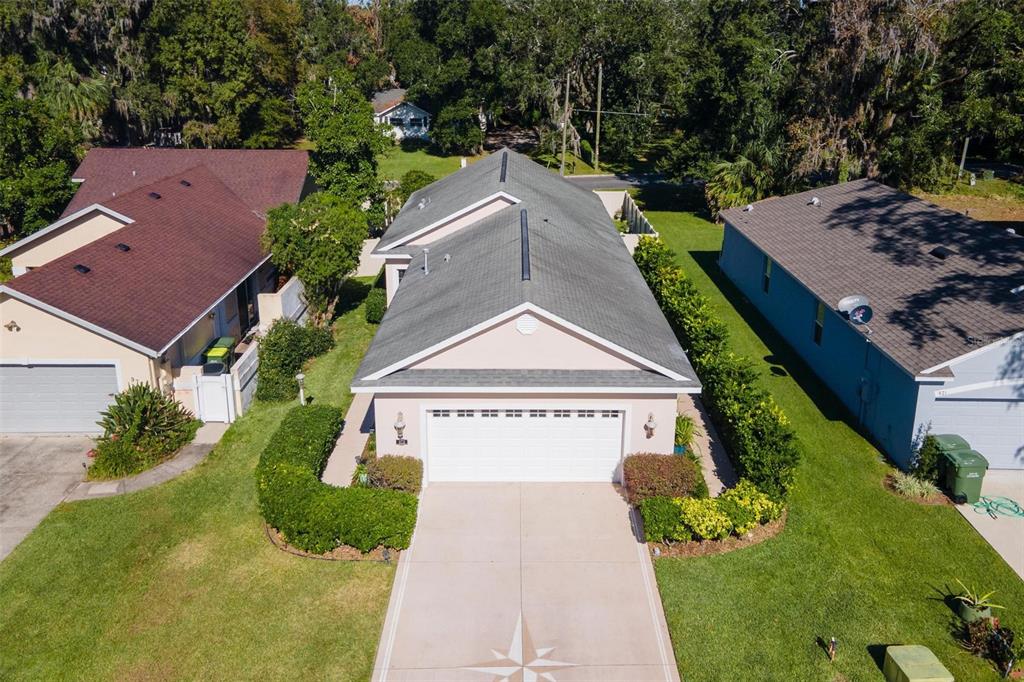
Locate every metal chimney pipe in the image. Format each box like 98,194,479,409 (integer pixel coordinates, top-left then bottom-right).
423,248,430,275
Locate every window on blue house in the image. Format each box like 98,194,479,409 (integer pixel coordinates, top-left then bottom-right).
813,301,825,345
762,256,772,293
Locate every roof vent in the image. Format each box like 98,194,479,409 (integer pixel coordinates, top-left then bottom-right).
1011,284,1024,296
929,245,956,260
500,151,508,183
115,243,130,252
808,197,821,206
423,247,430,275
1007,228,1018,236
73,264,91,274
743,204,753,212
148,192,161,200
179,179,191,187
520,208,531,282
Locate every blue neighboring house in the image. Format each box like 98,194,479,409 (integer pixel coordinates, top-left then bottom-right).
718,179,1023,470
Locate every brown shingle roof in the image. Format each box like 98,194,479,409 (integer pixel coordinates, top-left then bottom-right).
371,88,406,114
721,179,1024,375
64,148,310,216
8,166,269,353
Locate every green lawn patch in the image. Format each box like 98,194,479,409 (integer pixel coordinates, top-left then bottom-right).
646,210,1024,681
0,299,388,680
378,144,484,180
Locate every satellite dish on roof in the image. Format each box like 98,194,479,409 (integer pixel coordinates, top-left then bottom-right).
838,294,873,325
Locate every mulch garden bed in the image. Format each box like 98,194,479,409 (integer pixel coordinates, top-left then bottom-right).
882,474,952,506
264,524,399,563
647,510,788,559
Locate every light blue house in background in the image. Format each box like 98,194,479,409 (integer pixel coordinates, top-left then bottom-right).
718,179,1023,470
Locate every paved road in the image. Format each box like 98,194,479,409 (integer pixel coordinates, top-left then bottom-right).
0,436,92,560
564,172,672,191
372,483,679,681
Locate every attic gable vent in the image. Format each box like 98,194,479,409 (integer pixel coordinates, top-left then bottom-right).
115,243,130,252
148,192,161,200
73,264,91,274
929,245,956,260
516,314,539,335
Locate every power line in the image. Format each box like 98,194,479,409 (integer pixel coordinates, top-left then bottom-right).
574,108,652,116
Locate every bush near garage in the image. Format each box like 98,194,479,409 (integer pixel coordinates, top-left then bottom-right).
256,318,335,401
623,453,707,505
639,481,782,543
364,288,387,324
88,383,201,480
634,236,800,500
365,455,423,494
255,405,418,553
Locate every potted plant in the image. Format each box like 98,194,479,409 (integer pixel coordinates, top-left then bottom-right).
674,414,700,455
954,579,1003,623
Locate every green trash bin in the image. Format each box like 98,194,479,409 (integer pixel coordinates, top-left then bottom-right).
932,434,971,452
203,345,231,366
211,336,235,350
943,449,988,504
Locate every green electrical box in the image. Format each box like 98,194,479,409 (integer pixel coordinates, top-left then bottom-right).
882,645,953,682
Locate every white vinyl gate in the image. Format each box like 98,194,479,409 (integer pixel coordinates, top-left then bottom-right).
425,408,625,482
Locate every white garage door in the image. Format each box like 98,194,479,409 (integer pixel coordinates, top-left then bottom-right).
426,408,625,482
929,399,1024,470
0,364,118,434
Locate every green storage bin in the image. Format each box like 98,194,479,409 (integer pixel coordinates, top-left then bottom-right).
203,345,231,365
943,449,988,504
882,645,953,682
931,434,971,453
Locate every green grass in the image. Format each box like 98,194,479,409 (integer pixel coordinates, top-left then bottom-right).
378,144,484,181
645,207,1024,681
0,296,390,680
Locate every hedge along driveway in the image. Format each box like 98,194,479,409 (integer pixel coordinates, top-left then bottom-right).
0,294,390,680
644,205,1024,681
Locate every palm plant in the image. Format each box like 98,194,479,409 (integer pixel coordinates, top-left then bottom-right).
704,141,784,216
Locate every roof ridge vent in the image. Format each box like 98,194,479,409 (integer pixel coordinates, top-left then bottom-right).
520,208,531,282
500,151,508,183
929,245,956,260
148,191,161,200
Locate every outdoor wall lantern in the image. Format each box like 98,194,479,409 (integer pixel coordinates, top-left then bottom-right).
3,320,20,332
394,412,407,445
295,372,306,406
644,413,657,439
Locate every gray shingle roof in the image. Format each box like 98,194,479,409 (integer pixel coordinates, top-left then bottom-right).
721,179,1024,375
356,149,698,389
353,369,690,390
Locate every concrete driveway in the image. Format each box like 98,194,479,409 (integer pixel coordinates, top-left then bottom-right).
0,436,92,560
373,483,679,681
957,469,1024,580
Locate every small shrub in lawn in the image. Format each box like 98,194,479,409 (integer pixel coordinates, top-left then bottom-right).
364,288,387,324
911,434,943,485
891,470,941,499
675,497,733,541
639,497,691,543
256,319,335,401
366,455,423,494
623,453,706,505
256,405,418,553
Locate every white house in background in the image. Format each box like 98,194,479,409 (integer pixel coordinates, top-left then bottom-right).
372,88,431,141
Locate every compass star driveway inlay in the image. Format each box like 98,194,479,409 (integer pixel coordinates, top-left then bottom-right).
371,483,680,681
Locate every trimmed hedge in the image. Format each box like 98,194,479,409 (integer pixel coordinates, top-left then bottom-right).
256,319,335,401
366,455,423,494
623,453,707,505
639,481,782,542
364,288,387,324
634,237,800,499
256,405,418,553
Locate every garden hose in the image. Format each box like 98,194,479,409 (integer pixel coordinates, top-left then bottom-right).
971,496,1024,519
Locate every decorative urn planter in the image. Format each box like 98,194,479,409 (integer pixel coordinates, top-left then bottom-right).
956,601,991,623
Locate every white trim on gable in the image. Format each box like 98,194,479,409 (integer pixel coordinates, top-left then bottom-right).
918,331,1024,376
934,378,1024,399
351,384,699,395
377,191,521,253
0,286,159,357
0,204,135,258
359,302,693,384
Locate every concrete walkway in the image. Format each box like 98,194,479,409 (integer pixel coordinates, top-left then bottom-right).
956,469,1024,580
677,395,737,496
372,483,680,681
64,422,227,502
322,393,373,487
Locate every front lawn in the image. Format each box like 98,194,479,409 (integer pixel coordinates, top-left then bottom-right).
0,297,389,680
645,203,1024,681
378,144,484,180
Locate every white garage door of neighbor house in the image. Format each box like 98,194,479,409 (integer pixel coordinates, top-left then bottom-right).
0,364,118,434
426,408,625,482
930,399,1024,470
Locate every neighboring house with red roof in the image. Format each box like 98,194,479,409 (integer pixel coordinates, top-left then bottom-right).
0,148,311,433
371,88,431,141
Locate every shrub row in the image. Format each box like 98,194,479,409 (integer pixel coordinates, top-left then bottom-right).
256,405,418,553
623,453,708,505
639,481,782,543
365,455,423,494
634,237,800,499
256,318,335,401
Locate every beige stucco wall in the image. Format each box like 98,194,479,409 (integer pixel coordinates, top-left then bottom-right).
384,258,409,304
412,314,645,371
9,212,128,273
0,294,157,389
373,393,678,465
406,196,515,247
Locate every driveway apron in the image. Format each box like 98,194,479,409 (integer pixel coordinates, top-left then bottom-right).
372,483,679,681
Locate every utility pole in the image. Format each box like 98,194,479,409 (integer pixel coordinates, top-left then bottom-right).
957,136,970,181
559,70,571,176
594,59,603,173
